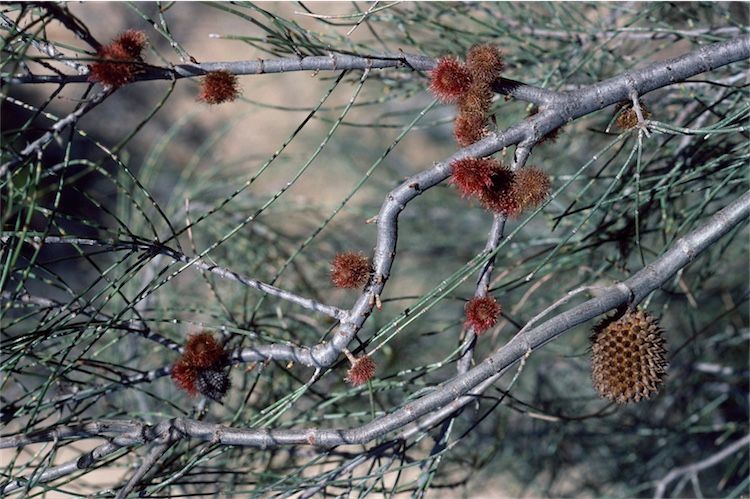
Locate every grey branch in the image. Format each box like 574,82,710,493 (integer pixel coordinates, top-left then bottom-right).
115,440,174,499
3,50,555,106
653,434,750,499
3,189,747,453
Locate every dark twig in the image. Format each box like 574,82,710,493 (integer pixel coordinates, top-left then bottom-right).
0,89,110,176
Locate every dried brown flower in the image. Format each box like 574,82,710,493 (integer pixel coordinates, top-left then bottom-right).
454,113,488,147
171,332,231,401
114,30,148,59
198,70,241,104
616,101,651,130
466,44,504,85
88,30,148,88
512,167,551,214
458,84,493,120
331,252,372,289
464,295,502,334
345,355,376,386
478,167,519,216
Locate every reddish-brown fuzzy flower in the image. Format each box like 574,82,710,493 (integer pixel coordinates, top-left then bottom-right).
88,45,136,88
429,57,473,103
478,167,519,216
183,332,228,369
198,71,241,104
450,157,499,198
464,295,502,334
172,332,231,400
345,355,376,386
331,252,372,289
454,113,487,147
88,30,147,88
171,359,199,395
458,84,493,119
466,44,504,85
512,167,551,214
114,29,148,59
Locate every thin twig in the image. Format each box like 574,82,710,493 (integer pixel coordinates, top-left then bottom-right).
115,439,174,499
0,235,347,321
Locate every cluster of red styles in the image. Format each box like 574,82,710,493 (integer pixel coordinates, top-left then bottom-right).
430,45,555,334
89,30,240,103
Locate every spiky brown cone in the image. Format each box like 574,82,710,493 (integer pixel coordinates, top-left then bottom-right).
591,310,668,404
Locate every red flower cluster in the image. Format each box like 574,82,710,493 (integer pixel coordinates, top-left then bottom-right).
171,332,231,401
330,252,372,289
198,70,241,104
454,113,487,147
478,167,519,217
451,157,550,217
429,45,504,148
88,30,147,88
345,355,377,386
464,295,501,334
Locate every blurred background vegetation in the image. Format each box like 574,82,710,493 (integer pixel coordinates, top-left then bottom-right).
1,2,748,497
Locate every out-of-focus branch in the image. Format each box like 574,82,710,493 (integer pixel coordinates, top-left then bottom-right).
0,442,121,495
653,434,750,499
0,89,110,176
0,235,346,321
4,189,747,454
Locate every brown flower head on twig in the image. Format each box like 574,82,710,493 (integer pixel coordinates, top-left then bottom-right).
616,101,651,130
466,44,504,86
345,354,377,386
331,252,372,289
450,157,499,198
198,70,241,104
464,295,502,334
171,332,231,401
453,113,488,147
511,167,551,214
478,167,519,217
88,30,148,88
